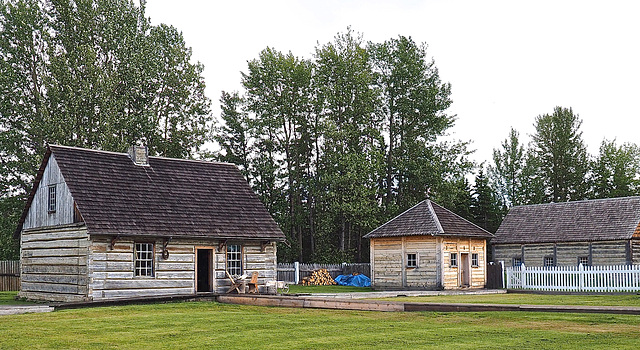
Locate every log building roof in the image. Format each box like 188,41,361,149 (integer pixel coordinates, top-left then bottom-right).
16,145,285,241
493,197,640,244
363,199,493,239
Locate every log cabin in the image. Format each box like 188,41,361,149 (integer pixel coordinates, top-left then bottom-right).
14,145,285,302
492,197,640,267
364,200,493,290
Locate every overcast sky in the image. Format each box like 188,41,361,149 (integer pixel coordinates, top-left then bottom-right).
145,0,640,166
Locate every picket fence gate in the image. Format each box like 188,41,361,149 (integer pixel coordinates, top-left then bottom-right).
505,263,640,292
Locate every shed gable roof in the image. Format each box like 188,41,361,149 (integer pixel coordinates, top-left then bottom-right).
493,197,640,244
363,199,493,239
17,145,285,241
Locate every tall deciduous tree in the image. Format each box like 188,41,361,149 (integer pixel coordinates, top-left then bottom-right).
530,106,589,202
314,29,383,261
368,35,455,213
0,0,212,259
590,139,640,199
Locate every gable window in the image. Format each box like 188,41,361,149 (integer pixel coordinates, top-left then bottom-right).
227,244,242,276
48,184,57,213
450,253,458,267
407,253,417,268
135,243,154,277
543,256,555,267
512,257,522,267
578,256,589,266
471,253,479,267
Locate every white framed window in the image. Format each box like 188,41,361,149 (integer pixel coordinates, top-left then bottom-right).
407,253,417,268
227,244,242,276
471,253,479,267
544,256,555,267
135,243,154,277
513,257,522,267
450,252,458,267
48,184,57,212
578,256,589,266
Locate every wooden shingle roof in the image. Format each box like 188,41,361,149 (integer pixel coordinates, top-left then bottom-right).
17,145,285,241
493,197,640,244
363,200,493,239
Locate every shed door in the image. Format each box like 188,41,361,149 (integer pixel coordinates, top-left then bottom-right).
196,249,213,292
460,253,470,287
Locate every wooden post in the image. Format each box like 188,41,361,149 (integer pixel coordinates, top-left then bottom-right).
578,263,584,292
294,261,300,285
521,263,527,289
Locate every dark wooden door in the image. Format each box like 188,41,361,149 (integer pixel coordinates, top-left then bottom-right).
196,249,213,292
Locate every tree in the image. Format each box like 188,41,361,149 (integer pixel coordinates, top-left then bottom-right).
214,91,250,176
590,139,640,199
471,166,505,233
314,29,383,261
490,128,526,207
368,35,455,212
0,0,212,259
530,106,589,202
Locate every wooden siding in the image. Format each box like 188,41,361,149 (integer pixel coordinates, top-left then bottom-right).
18,224,89,302
632,239,640,264
523,243,554,266
441,237,486,289
370,237,403,288
404,236,438,289
88,238,278,300
494,240,631,266
370,236,487,290
23,155,76,230
590,241,628,265
492,244,522,267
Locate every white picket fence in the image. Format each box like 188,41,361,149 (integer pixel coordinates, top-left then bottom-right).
505,263,640,292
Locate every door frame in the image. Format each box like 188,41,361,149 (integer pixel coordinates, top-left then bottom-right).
459,252,471,287
195,247,215,293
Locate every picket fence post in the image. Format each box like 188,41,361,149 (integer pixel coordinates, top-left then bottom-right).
521,263,527,289
294,261,300,285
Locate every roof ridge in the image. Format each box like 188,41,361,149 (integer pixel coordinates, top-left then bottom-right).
512,196,640,209
49,144,237,167
364,199,428,238
430,201,493,236
426,200,444,234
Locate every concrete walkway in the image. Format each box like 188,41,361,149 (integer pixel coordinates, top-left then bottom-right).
0,305,54,316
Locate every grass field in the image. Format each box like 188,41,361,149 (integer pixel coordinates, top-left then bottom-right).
0,291,35,305
0,297,639,349
379,293,640,307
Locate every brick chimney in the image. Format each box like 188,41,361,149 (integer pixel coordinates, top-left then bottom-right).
127,145,149,166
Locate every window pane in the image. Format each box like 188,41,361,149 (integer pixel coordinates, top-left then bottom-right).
450,253,457,267
227,244,242,276
472,253,479,267
135,243,154,277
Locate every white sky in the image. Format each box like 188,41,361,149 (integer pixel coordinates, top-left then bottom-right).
145,0,640,166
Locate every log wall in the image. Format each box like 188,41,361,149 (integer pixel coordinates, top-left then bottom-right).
441,237,486,289
370,236,487,290
88,237,277,299
18,224,89,302
633,239,640,264
493,240,631,267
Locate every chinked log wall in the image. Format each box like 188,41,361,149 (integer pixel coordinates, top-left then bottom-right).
493,240,639,267
88,238,277,300
19,223,89,302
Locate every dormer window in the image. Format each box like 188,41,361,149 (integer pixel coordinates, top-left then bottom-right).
48,184,57,213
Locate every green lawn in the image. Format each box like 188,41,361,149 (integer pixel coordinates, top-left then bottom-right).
0,291,36,305
0,301,639,349
287,284,373,294
378,293,640,307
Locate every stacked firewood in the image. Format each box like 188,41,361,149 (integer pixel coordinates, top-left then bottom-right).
301,268,336,286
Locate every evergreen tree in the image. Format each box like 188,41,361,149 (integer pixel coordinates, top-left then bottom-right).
471,167,504,233
490,128,526,207
530,106,589,202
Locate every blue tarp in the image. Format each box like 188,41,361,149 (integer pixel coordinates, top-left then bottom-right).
334,273,371,287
